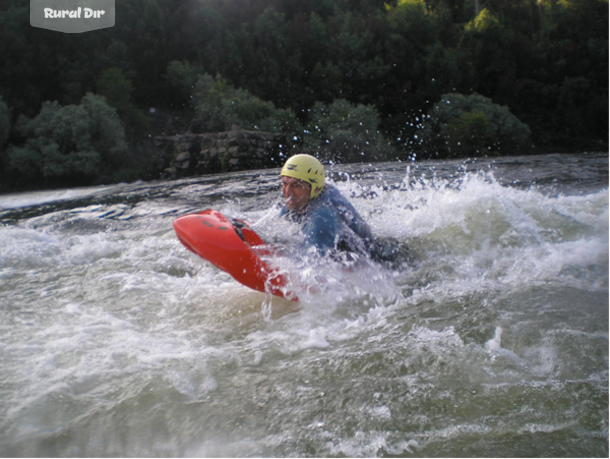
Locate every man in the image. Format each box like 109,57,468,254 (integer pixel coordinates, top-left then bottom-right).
279,154,374,257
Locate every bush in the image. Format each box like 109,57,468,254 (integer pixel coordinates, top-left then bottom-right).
444,109,489,154
423,93,531,157
193,75,392,163
221,87,276,129
6,93,128,187
300,99,390,162
192,73,301,134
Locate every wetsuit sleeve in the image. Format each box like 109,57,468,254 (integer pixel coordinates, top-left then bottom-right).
302,205,341,255
326,186,374,242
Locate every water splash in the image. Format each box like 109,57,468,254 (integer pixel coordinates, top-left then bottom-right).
0,154,607,457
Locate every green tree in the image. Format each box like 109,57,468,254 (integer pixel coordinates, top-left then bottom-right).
423,92,531,157
231,8,293,107
192,73,235,132
113,0,168,106
6,93,128,187
444,109,489,154
381,0,443,140
0,0,606,179
96,67,135,115
192,73,301,134
0,4,50,117
387,0,440,49
423,43,473,102
96,67,150,136
459,8,518,100
301,98,391,162
328,10,390,104
545,0,608,43
165,60,202,106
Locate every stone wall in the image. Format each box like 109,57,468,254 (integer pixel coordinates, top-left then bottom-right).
155,129,291,179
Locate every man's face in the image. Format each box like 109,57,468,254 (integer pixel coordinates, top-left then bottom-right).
281,176,311,211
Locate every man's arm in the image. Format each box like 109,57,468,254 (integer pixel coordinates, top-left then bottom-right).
302,205,341,255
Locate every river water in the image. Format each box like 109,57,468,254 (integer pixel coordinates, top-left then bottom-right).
0,152,607,457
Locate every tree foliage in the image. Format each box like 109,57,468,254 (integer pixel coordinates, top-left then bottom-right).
301,99,389,162
165,59,202,106
96,67,150,138
190,72,389,161
0,0,606,190
423,93,532,157
5,93,128,188
191,72,294,133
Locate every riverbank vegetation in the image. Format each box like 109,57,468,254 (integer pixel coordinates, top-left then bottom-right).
0,0,607,191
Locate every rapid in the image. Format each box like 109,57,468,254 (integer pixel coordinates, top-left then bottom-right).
0,152,607,457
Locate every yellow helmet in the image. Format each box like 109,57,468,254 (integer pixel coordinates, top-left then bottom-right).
280,154,325,198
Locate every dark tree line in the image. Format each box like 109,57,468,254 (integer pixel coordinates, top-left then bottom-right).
0,0,607,191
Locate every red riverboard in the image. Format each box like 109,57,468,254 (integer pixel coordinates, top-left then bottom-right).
173,210,294,299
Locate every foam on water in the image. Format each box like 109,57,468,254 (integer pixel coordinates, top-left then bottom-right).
353,169,609,296
0,154,607,457
0,184,125,210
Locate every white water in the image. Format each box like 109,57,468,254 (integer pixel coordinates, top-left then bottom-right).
0,153,607,457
